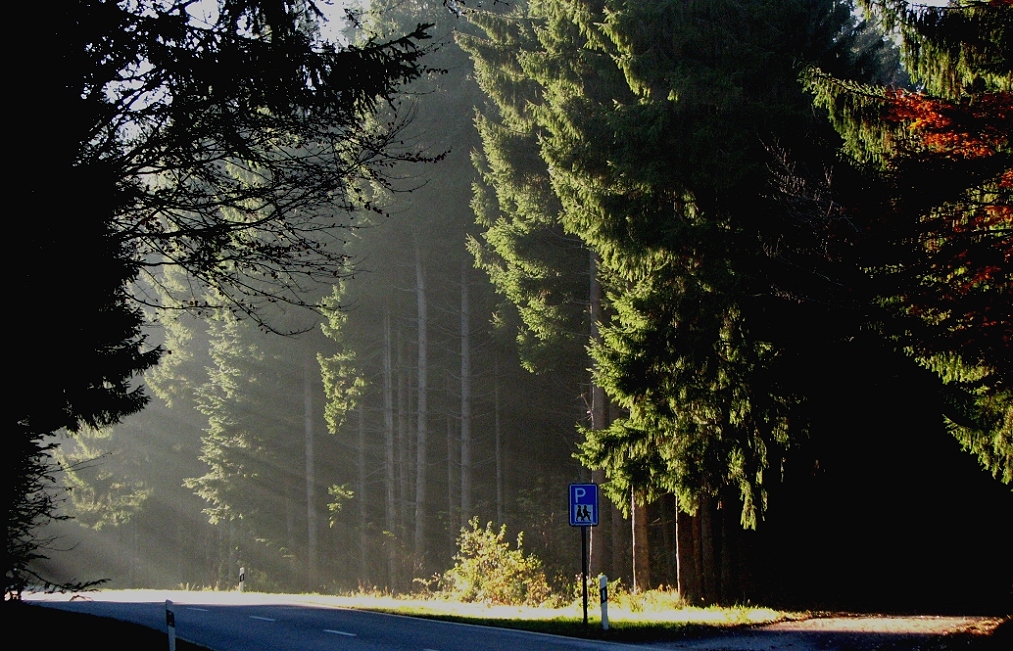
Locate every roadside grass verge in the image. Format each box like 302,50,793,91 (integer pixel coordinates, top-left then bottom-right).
297,591,789,643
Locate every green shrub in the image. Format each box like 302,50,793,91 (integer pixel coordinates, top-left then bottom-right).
442,517,552,606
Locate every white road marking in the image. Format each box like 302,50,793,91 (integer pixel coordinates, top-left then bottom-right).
249,615,276,622
324,629,357,637
186,607,210,612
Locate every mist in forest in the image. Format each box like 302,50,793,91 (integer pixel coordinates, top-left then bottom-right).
34,0,1011,613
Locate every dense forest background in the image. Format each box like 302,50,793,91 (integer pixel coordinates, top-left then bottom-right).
33,0,1010,611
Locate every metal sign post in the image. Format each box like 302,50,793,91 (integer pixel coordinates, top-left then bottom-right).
569,483,599,627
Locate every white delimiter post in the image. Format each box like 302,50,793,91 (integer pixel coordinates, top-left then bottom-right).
239,566,246,592
599,574,609,631
165,600,176,651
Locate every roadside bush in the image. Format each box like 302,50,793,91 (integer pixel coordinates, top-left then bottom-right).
442,518,552,606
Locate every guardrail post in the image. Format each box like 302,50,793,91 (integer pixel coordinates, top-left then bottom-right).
165,599,176,651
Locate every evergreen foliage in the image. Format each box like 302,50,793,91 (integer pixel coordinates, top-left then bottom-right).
183,311,315,576
9,0,433,595
805,0,1012,483
55,426,151,531
463,0,882,526
458,5,591,375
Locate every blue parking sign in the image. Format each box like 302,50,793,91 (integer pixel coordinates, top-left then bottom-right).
569,483,599,526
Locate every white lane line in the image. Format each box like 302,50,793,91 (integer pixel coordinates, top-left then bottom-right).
249,615,276,622
186,607,210,612
324,629,357,637
423,648,440,651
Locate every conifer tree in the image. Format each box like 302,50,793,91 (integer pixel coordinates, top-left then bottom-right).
184,311,317,588
464,0,877,531
9,0,434,594
806,0,1011,484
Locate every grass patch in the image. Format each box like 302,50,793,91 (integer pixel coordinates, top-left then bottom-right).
299,591,788,643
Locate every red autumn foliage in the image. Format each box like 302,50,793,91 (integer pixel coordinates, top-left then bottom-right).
868,85,1012,360
885,89,1012,160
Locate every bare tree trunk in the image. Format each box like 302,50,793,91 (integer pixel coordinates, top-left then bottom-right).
459,259,473,528
383,309,396,585
659,495,675,587
612,502,630,584
358,402,369,585
632,491,650,592
494,358,503,525
304,357,318,590
674,494,682,596
285,484,296,582
700,497,716,603
446,408,456,529
414,246,429,560
398,328,408,536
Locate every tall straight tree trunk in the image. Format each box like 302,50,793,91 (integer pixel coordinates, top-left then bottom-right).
459,259,473,528
397,327,408,535
414,246,429,560
446,408,456,528
659,494,675,587
382,309,396,585
304,357,318,590
588,252,611,576
612,502,631,583
673,494,682,596
632,491,650,592
285,485,296,582
358,402,369,584
700,496,716,603
494,358,503,524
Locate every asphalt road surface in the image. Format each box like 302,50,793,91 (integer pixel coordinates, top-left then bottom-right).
28,592,644,651
27,591,1002,651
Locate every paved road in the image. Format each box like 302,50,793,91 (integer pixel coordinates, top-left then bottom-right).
28,592,644,651
27,591,1001,651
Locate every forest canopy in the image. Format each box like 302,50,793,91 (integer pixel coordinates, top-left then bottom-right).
7,0,432,597
8,0,1009,610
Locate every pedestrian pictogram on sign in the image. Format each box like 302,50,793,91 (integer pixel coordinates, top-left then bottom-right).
569,483,599,526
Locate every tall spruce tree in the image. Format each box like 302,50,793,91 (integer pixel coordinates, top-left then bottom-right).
805,0,1011,484
184,311,323,589
465,0,877,526
460,1,626,581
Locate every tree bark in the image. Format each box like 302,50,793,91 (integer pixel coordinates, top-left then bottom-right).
304,357,318,590
494,358,503,524
446,410,456,529
414,246,429,560
358,402,369,584
632,491,650,592
382,308,396,585
700,497,716,603
459,259,473,528
397,327,408,535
